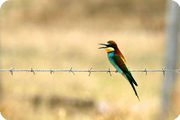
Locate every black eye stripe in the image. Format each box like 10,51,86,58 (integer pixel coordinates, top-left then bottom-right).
107,44,115,48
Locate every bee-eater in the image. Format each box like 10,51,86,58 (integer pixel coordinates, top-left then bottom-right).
99,40,140,101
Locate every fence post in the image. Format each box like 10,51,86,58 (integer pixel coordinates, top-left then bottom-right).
161,0,180,118
0,62,1,102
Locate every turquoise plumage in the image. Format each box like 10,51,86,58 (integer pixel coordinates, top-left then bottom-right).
99,40,140,101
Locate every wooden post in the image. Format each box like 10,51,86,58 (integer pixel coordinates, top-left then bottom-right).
161,0,180,118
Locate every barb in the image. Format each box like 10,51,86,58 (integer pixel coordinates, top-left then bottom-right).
10,67,15,76
50,68,54,74
0,68,179,76
162,67,166,77
88,67,92,76
143,68,147,75
69,67,75,75
107,68,112,76
30,68,35,75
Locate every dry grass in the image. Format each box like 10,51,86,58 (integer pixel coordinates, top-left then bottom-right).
2,26,180,120
1,0,180,120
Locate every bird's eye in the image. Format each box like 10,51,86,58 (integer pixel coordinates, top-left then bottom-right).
107,44,113,48
106,44,112,47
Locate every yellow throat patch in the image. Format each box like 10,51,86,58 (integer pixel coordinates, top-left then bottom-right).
105,47,114,53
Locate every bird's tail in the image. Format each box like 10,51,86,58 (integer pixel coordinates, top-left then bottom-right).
122,72,140,101
129,81,140,101
125,73,138,86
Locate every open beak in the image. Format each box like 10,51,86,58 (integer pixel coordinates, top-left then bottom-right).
98,43,108,49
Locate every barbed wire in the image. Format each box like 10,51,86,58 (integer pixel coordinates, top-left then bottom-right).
0,67,179,76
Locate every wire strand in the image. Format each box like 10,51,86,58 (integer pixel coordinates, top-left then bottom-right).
0,68,179,76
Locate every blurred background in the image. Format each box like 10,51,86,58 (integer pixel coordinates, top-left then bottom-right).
0,0,180,120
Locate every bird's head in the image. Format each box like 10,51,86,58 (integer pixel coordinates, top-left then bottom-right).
98,40,118,53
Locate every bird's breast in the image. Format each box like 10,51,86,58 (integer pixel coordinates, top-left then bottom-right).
107,52,123,74
107,52,114,58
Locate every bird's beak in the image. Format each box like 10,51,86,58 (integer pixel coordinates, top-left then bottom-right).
98,43,108,49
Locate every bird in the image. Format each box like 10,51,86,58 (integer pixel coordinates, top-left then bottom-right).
99,40,140,101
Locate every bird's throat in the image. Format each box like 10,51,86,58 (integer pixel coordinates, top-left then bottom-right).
105,47,114,53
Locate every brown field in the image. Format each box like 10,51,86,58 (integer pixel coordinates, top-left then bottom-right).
1,0,180,120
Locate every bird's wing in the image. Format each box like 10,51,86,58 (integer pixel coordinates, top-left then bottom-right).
113,54,140,100
112,54,138,86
